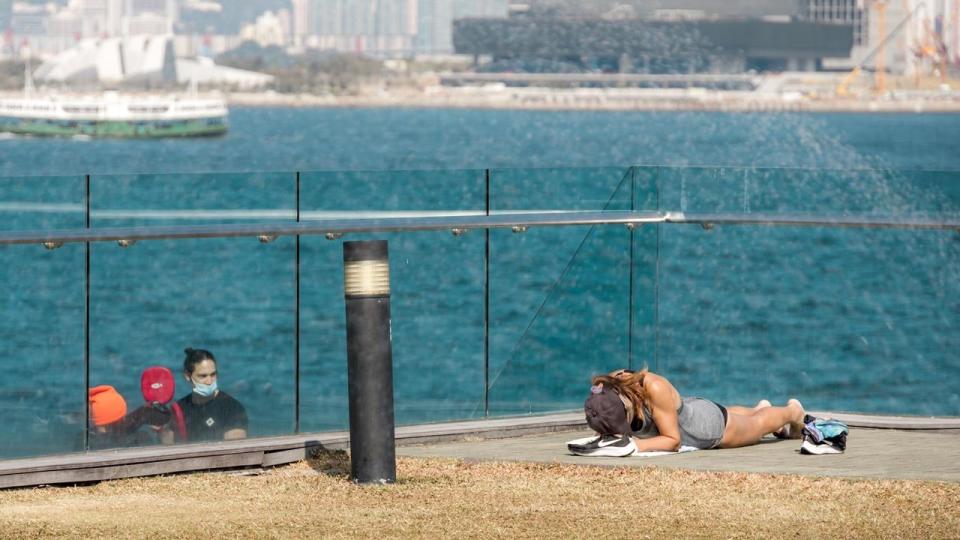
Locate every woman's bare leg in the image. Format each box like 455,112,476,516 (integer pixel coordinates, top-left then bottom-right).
724,399,797,438
718,400,805,449
725,399,771,416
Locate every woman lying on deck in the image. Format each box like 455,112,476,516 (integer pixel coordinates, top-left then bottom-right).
573,368,806,457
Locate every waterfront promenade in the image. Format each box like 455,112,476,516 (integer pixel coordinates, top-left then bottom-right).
399,423,960,483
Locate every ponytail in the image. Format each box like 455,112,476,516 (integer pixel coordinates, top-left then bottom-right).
183,347,216,375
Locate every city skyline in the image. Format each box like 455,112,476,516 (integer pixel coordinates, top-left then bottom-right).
2,0,511,57
1,0,956,75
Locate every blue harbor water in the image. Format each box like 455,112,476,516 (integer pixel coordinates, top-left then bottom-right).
1,108,958,459
4,108,960,175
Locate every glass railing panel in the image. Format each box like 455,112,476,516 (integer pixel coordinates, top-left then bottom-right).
487,167,641,415
659,166,960,217
87,172,297,448
89,172,297,225
741,168,960,216
299,169,486,430
658,226,960,416
0,175,86,458
0,175,85,231
656,167,960,416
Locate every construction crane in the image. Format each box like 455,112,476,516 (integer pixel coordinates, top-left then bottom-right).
912,15,949,83
836,0,926,97
876,0,887,93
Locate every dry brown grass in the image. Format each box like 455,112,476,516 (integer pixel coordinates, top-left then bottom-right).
1,451,958,539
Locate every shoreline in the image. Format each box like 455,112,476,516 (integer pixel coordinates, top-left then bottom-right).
2,88,959,113
225,88,960,113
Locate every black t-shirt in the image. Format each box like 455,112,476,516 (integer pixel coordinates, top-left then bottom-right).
176,391,248,442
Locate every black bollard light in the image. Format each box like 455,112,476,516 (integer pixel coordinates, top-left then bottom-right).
343,239,396,484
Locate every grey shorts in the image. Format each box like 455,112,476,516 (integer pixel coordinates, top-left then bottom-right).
678,397,728,449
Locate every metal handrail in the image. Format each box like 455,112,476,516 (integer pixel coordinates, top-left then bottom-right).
666,212,960,230
0,210,958,246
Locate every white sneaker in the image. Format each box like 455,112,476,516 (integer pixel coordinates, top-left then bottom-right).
568,434,637,457
800,439,843,455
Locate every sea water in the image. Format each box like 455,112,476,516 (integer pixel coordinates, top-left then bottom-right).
0,108,958,458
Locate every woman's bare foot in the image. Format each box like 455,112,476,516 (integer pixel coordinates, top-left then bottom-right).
755,399,772,410
772,399,805,439
785,399,805,439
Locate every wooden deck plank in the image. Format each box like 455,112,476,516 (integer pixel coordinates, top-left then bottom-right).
0,452,264,489
0,433,348,475
262,446,320,468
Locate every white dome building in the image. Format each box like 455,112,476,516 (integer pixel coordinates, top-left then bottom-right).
33,34,273,89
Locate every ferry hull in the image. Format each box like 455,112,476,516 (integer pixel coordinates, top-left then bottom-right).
0,117,228,138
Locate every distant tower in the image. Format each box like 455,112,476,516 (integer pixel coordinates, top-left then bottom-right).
81,0,109,38
0,0,12,33
312,0,344,36
417,0,452,54
952,0,959,64
292,0,311,46
107,0,123,36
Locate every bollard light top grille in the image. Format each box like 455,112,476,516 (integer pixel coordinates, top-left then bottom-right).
344,260,390,297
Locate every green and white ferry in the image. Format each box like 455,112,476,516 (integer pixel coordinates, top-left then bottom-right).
0,87,228,138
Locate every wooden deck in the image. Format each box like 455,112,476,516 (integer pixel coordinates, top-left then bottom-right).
0,412,584,489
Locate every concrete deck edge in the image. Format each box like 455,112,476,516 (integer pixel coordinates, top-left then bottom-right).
0,410,956,488
808,411,960,430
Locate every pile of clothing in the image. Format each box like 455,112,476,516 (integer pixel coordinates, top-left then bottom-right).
799,414,849,455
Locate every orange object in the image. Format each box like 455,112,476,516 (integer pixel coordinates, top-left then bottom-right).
88,385,127,427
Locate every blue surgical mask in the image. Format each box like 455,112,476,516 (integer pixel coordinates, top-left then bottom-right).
192,380,218,398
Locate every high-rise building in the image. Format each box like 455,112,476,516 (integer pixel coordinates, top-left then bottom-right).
116,0,177,35
343,0,377,36
130,0,170,16
292,0,311,45
949,0,959,63
81,0,109,36
47,9,84,39
800,0,868,45
1,0,12,32
415,0,507,54
417,0,452,53
11,2,49,36
125,11,173,34
77,0,174,38
107,0,124,36
312,0,345,35
306,0,417,55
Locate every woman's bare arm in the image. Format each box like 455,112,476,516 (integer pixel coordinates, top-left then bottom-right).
631,376,682,452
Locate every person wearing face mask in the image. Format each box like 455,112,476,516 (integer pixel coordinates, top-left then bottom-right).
171,347,248,442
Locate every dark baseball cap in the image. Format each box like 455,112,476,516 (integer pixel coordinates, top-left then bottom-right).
584,385,630,436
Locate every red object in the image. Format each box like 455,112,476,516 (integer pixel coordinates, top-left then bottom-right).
140,366,188,441
170,402,188,441
141,366,176,405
